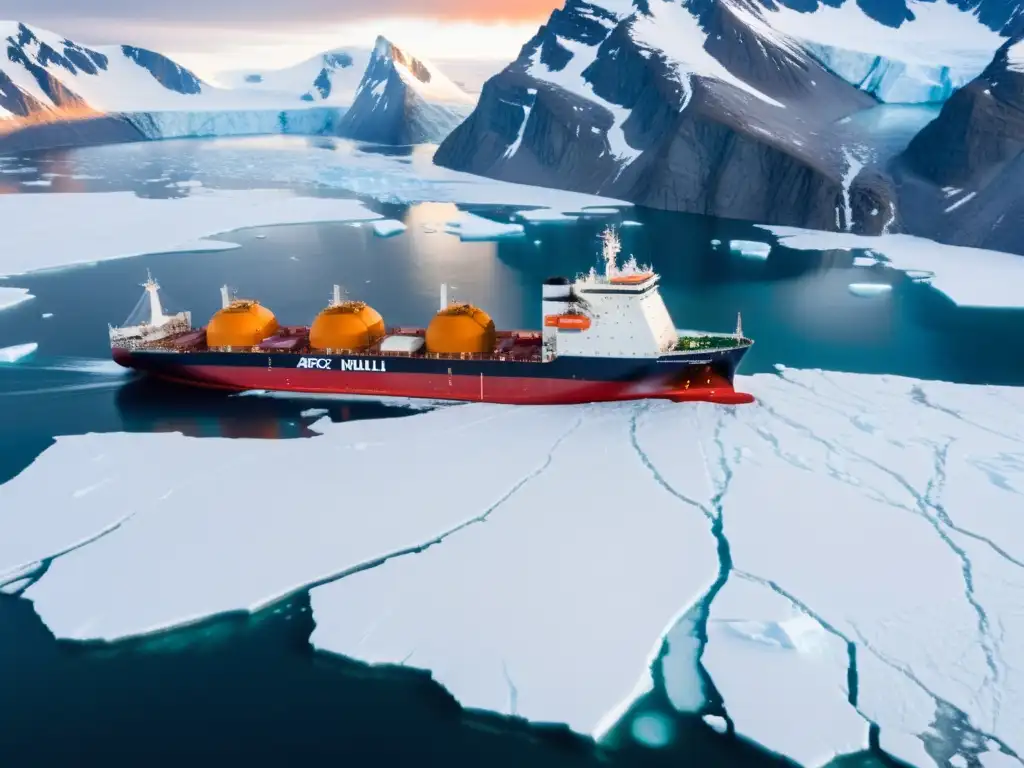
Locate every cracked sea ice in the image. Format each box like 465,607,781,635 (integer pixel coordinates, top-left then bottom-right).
0,370,1021,767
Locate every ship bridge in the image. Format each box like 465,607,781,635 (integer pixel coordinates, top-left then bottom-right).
542,229,678,359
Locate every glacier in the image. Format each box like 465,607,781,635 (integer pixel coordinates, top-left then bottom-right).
802,43,978,104
122,107,344,140
763,0,1009,104
0,369,1021,768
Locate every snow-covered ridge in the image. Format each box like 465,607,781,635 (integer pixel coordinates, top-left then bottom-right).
213,48,372,106
0,20,284,115
0,19,472,146
358,35,474,105
763,0,1011,103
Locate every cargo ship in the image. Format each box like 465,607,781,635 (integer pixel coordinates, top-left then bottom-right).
110,228,755,405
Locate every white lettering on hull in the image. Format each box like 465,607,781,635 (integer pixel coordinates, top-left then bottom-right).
296,356,387,372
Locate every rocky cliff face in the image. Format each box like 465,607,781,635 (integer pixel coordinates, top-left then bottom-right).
893,36,1024,254
434,0,895,234
336,37,474,145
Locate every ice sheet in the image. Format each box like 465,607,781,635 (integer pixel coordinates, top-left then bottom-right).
0,189,382,277
759,225,1024,308
2,370,1022,765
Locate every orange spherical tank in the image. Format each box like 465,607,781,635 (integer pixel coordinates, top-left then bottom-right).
309,302,386,351
425,303,496,355
206,300,279,348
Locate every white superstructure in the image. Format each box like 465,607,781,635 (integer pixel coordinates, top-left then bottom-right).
542,228,679,359
109,272,191,345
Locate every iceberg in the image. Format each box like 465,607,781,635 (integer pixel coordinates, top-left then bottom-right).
729,240,771,260
443,212,525,241
0,342,38,363
370,219,407,237
0,286,33,311
1,369,1022,766
847,283,893,297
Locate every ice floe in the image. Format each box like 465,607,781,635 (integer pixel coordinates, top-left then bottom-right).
760,225,1024,309
444,212,526,241
729,240,771,260
1,369,1022,766
0,189,383,277
369,219,407,237
0,342,38,363
0,286,33,311
514,208,579,223
847,283,892,297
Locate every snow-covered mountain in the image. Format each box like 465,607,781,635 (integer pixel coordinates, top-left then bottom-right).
0,22,473,151
436,0,895,232
335,36,474,145
214,48,372,106
891,35,1024,254
435,0,1024,234
0,21,285,118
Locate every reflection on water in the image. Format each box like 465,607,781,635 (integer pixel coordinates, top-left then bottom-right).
113,377,422,440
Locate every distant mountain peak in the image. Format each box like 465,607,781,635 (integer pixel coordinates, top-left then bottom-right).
361,35,472,105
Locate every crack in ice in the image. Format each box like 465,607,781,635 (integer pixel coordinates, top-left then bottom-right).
628,404,736,728
0,510,140,595
249,411,589,613
847,625,1022,764
753,398,1004,721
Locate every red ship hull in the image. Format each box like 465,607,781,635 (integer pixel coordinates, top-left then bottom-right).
112,348,755,406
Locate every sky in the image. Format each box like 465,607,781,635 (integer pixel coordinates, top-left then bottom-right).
6,0,563,77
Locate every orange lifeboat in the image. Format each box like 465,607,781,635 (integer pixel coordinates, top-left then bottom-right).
544,313,591,330
609,272,653,285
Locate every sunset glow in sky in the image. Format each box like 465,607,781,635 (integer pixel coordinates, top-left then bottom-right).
6,0,564,76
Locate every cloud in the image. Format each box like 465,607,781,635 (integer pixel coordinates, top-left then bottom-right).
2,0,562,27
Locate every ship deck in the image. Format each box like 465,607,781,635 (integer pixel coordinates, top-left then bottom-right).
113,325,752,361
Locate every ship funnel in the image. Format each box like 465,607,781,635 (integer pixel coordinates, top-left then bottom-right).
440,283,448,311
220,285,231,309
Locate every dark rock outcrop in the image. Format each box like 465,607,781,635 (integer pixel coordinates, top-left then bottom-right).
435,0,894,233
893,36,1024,253
121,46,204,95
336,37,472,145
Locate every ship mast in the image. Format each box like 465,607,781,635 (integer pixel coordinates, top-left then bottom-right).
142,270,166,326
220,284,232,309
735,312,743,339
440,283,448,311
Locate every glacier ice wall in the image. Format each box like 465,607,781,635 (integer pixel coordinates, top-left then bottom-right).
803,43,984,104
121,107,345,140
